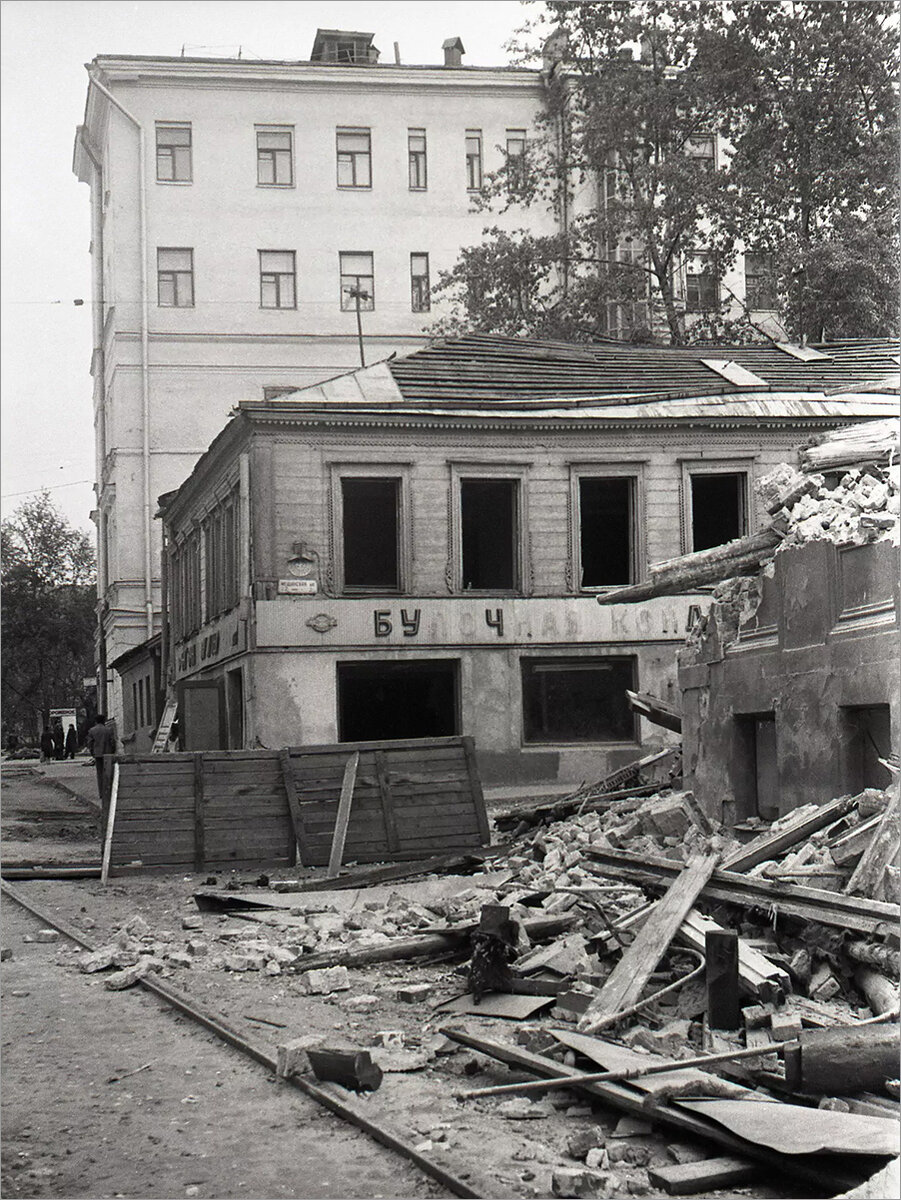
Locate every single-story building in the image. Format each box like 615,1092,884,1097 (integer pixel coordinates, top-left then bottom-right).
152,334,898,788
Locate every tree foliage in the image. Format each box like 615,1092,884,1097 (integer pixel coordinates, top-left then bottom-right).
433,1,899,345
1,492,96,736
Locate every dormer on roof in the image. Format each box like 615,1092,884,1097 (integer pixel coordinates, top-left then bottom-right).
442,37,465,67
310,29,379,65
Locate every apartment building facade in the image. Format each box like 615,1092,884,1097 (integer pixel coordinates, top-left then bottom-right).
73,29,786,723
154,334,896,781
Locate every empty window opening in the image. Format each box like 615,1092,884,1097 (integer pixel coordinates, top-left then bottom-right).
685,251,718,311
844,705,892,792
461,478,517,591
522,657,636,744
342,477,399,590
579,477,634,587
337,660,459,742
691,473,746,551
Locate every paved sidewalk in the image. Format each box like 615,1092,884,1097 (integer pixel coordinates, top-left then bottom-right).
31,759,101,810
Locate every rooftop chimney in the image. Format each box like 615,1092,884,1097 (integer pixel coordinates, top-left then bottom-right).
442,37,465,67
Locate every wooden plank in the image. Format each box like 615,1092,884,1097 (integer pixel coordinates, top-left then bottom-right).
845,789,900,901
374,750,400,853
327,751,360,878
101,763,120,886
462,735,490,845
151,696,179,753
828,813,885,865
721,794,859,873
279,748,305,866
193,753,205,871
579,854,719,1031
648,1157,758,1195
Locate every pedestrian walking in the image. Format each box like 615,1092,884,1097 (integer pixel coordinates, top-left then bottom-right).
40,727,54,762
64,724,78,760
85,714,117,800
51,722,64,761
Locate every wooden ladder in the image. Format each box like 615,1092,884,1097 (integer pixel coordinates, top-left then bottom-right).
151,696,178,753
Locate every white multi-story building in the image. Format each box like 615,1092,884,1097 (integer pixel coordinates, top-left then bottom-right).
72,28,782,722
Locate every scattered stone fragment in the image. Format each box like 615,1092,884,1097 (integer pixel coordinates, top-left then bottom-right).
343,994,379,1011
1,948,13,962
181,914,203,931
567,1129,604,1161
223,952,264,972
124,915,150,937
373,1029,405,1047
607,1142,653,1167
79,947,117,973
104,961,150,990
264,962,281,976
819,1097,851,1112
35,929,59,944
497,1098,553,1120
166,951,192,968
551,1167,614,1197
612,1116,653,1139
667,1142,709,1165
186,939,209,957
585,1149,608,1170
298,965,351,994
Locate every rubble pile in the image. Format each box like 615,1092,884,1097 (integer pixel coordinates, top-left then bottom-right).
757,460,900,552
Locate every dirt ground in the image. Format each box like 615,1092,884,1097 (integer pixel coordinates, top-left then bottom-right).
0,764,864,1200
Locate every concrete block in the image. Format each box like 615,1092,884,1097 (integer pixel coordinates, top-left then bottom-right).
166,951,192,968
35,929,59,944
223,952,264,972
567,1129,604,1160
264,961,281,975
342,994,380,1011
124,915,150,937
79,947,117,973
276,1034,326,1079
186,939,209,957
585,1149,608,1170
298,965,351,994
181,914,204,931
393,982,433,1003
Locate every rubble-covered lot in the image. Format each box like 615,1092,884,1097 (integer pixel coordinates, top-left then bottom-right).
3,766,899,1200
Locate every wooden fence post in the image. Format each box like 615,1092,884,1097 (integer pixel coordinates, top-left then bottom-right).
193,753,205,871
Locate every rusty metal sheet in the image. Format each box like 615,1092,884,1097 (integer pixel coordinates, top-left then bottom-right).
679,1099,901,1157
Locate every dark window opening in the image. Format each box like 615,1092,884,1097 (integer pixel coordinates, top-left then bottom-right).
461,478,517,591
342,477,399,590
522,657,635,744
691,473,746,551
844,705,892,792
226,668,244,750
338,660,459,742
579,477,634,587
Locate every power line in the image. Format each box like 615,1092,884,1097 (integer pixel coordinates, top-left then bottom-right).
2,479,93,500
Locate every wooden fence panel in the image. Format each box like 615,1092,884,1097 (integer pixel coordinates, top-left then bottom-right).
105,738,489,872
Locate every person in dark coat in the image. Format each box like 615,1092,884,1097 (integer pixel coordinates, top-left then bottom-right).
40,728,54,762
64,724,78,760
51,722,64,761
85,714,117,800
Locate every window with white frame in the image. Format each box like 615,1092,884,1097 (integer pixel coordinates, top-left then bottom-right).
408,129,427,190
157,248,194,307
685,133,715,170
336,128,372,188
203,490,240,618
505,128,526,186
259,250,296,309
410,253,430,312
465,130,483,190
340,252,374,310
256,126,293,186
156,123,192,182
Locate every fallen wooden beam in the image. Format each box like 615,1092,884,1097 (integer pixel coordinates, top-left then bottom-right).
647,1156,758,1195
438,1026,864,1193
585,847,900,936
626,690,682,734
579,853,719,1032
721,793,860,873
845,787,899,901
271,848,504,892
306,1048,383,1092
785,1025,900,1096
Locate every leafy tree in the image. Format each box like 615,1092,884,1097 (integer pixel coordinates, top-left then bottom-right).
1,492,96,738
434,1,898,345
719,1,900,341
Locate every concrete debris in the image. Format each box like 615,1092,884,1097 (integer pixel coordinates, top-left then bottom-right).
104,960,150,990
35,929,60,943
298,965,351,994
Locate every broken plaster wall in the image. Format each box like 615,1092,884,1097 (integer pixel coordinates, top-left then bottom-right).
680,539,901,825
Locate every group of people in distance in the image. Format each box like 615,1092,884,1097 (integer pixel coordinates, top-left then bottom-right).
39,721,78,762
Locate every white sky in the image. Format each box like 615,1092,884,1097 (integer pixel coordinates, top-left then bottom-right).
0,0,533,536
